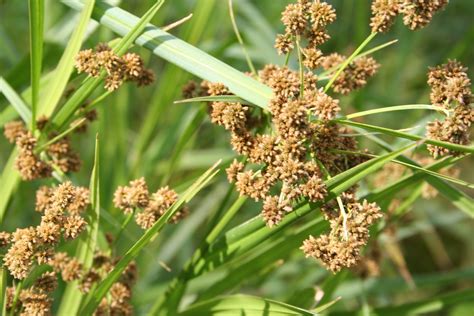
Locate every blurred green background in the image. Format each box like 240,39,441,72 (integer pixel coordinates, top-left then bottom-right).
0,0,473,314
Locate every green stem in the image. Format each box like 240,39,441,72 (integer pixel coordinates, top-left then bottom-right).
296,36,304,98
228,0,257,76
9,280,24,316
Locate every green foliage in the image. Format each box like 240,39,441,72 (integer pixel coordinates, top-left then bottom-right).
0,1,472,315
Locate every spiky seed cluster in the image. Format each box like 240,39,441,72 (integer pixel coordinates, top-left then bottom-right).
370,0,401,32
301,199,383,272
275,0,336,62
370,0,448,33
4,125,52,180
6,271,57,316
75,43,155,91
400,0,448,30
2,182,89,279
321,53,380,94
206,64,376,230
113,178,187,229
3,120,83,180
425,60,473,157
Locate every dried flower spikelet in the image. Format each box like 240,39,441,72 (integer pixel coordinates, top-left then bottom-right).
302,47,323,69
425,60,473,157
206,82,229,96
46,136,82,174
63,215,87,239
281,3,307,35
370,0,401,33
321,54,380,94
20,289,52,316
122,52,144,80
130,183,183,229
275,33,294,55
210,102,248,132
4,120,26,143
309,0,337,30
261,196,287,227
79,271,101,293
36,222,61,244
300,175,327,202
137,68,156,87
75,45,155,91
75,49,100,77
427,60,472,107
13,131,53,181
400,0,448,30
110,282,131,304
0,231,11,247
310,90,341,120
34,271,58,294
135,209,157,230
113,177,150,214
3,227,38,279
301,200,382,272
226,159,245,183
235,170,270,201
61,257,83,282
35,186,53,213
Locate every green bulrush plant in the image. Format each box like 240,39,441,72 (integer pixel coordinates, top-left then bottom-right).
0,0,473,315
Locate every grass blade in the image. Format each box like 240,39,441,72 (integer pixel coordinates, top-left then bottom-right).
178,294,315,316
344,104,449,119
28,0,44,132
0,268,6,316
62,0,273,109
0,149,20,225
174,95,249,105
39,0,95,118
56,135,100,316
0,77,32,124
79,161,221,315
372,288,474,315
337,119,474,154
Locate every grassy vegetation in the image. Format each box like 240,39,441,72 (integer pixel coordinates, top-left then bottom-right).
0,0,473,315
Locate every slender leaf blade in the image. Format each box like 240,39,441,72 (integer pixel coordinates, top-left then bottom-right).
0,77,32,124
39,0,95,118
28,0,44,131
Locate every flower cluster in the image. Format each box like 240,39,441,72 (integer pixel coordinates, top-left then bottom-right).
5,271,57,315
75,43,155,91
370,0,448,33
79,252,137,316
425,60,473,157
3,120,82,180
195,0,385,272
1,182,89,279
320,53,380,95
275,0,336,61
113,178,188,229
301,198,382,272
